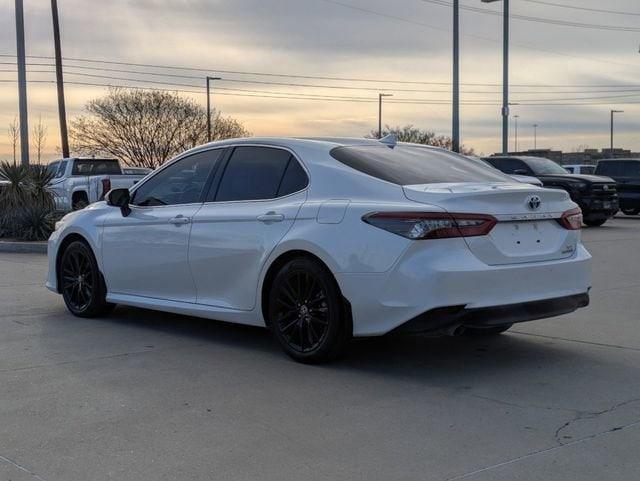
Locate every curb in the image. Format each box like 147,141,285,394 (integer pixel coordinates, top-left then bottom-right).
0,241,47,254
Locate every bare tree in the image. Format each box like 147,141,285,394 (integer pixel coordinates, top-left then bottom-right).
367,124,475,155
32,116,48,163
8,116,19,165
70,88,251,168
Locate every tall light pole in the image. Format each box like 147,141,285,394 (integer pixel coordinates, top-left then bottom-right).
452,0,460,152
610,110,623,157
482,0,509,154
514,114,519,152
206,75,221,142
533,123,539,150
51,0,69,158
378,93,393,139
15,0,29,165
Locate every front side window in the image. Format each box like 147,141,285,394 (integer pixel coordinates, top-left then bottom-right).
132,149,223,206
214,146,305,201
330,145,510,185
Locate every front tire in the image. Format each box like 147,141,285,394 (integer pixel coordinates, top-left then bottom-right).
622,208,640,216
60,241,114,317
463,324,513,336
268,258,349,363
583,217,607,227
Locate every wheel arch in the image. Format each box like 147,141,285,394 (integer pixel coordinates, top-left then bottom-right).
55,232,97,294
260,249,352,337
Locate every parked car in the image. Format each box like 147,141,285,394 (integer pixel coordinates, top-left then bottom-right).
484,156,618,227
564,164,595,175
595,159,640,215
47,158,147,211
47,138,591,363
466,155,543,186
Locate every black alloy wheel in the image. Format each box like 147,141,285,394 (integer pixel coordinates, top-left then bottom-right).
269,258,349,363
60,241,114,317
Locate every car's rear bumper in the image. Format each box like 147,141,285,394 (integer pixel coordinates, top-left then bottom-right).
336,238,591,336
396,292,589,333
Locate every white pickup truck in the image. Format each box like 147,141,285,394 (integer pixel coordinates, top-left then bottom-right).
47,158,149,211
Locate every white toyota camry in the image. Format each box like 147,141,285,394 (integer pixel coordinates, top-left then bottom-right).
47,137,591,362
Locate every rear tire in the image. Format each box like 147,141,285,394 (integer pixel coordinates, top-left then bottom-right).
622,208,640,216
463,324,513,337
268,258,349,363
60,241,115,317
583,217,607,227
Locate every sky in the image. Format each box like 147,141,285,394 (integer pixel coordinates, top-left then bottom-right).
1,0,639,162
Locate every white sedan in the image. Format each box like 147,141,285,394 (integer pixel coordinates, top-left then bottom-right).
47,137,591,363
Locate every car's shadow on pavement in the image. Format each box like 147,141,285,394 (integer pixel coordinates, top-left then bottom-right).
92,305,586,382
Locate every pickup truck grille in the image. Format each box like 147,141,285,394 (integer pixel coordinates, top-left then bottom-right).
590,183,618,200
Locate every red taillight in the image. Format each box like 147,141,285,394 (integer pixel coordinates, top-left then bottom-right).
100,178,111,199
362,212,497,240
557,207,582,230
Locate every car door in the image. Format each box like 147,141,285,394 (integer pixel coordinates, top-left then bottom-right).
189,145,309,310
101,149,224,303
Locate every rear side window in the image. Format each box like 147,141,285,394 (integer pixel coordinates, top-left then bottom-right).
485,157,530,175
72,159,122,175
278,157,308,196
215,147,300,201
330,145,510,185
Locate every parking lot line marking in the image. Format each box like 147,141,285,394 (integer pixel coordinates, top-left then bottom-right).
511,331,640,353
0,454,48,481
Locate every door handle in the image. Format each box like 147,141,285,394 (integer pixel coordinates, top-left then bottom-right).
168,215,191,225
257,212,284,223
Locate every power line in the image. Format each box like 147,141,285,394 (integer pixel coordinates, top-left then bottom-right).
421,0,640,32
521,0,640,17
1,54,638,89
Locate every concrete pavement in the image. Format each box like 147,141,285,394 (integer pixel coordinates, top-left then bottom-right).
1,216,639,480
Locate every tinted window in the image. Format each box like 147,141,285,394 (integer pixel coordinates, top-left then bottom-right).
485,158,530,175
521,157,568,175
331,146,510,185
132,150,222,206
215,147,292,201
47,161,59,175
597,161,640,177
72,159,121,175
278,158,308,196
565,166,575,174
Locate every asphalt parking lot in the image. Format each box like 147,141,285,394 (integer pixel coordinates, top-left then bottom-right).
1,216,639,481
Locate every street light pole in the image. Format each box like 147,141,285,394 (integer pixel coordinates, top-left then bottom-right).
378,93,393,139
15,0,29,166
533,123,538,149
610,110,623,157
514,114,519,152
51,0,69,158
482,0,509,154
206,75,221,142
452,0,460,152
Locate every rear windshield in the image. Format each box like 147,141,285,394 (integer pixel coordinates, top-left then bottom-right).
596,160,640,177
330,145,511,185
72,159,121,175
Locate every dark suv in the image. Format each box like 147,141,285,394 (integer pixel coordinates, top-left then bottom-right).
594,159,640,216
484,156,618,227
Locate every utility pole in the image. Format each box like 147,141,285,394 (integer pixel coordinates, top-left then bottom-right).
206,75,221,142
610,110,623,157
482,0,509,154
533,123,538,150
378,93,393,139
51,0,69,158
514,114,519,152
15,0,29,166
452,0,460,152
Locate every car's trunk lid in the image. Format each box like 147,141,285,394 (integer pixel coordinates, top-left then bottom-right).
403,182,578,265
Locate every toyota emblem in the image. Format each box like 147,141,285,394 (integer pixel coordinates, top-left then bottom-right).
526,195,542,211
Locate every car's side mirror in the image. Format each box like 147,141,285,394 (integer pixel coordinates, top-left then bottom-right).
105,188,131,217
513,169,529,176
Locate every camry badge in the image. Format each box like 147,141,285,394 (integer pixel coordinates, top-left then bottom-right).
526,195,542,211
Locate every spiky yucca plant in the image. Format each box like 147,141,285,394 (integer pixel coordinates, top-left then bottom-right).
12,203,56,241
0,162,29,212
25,164,55,209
